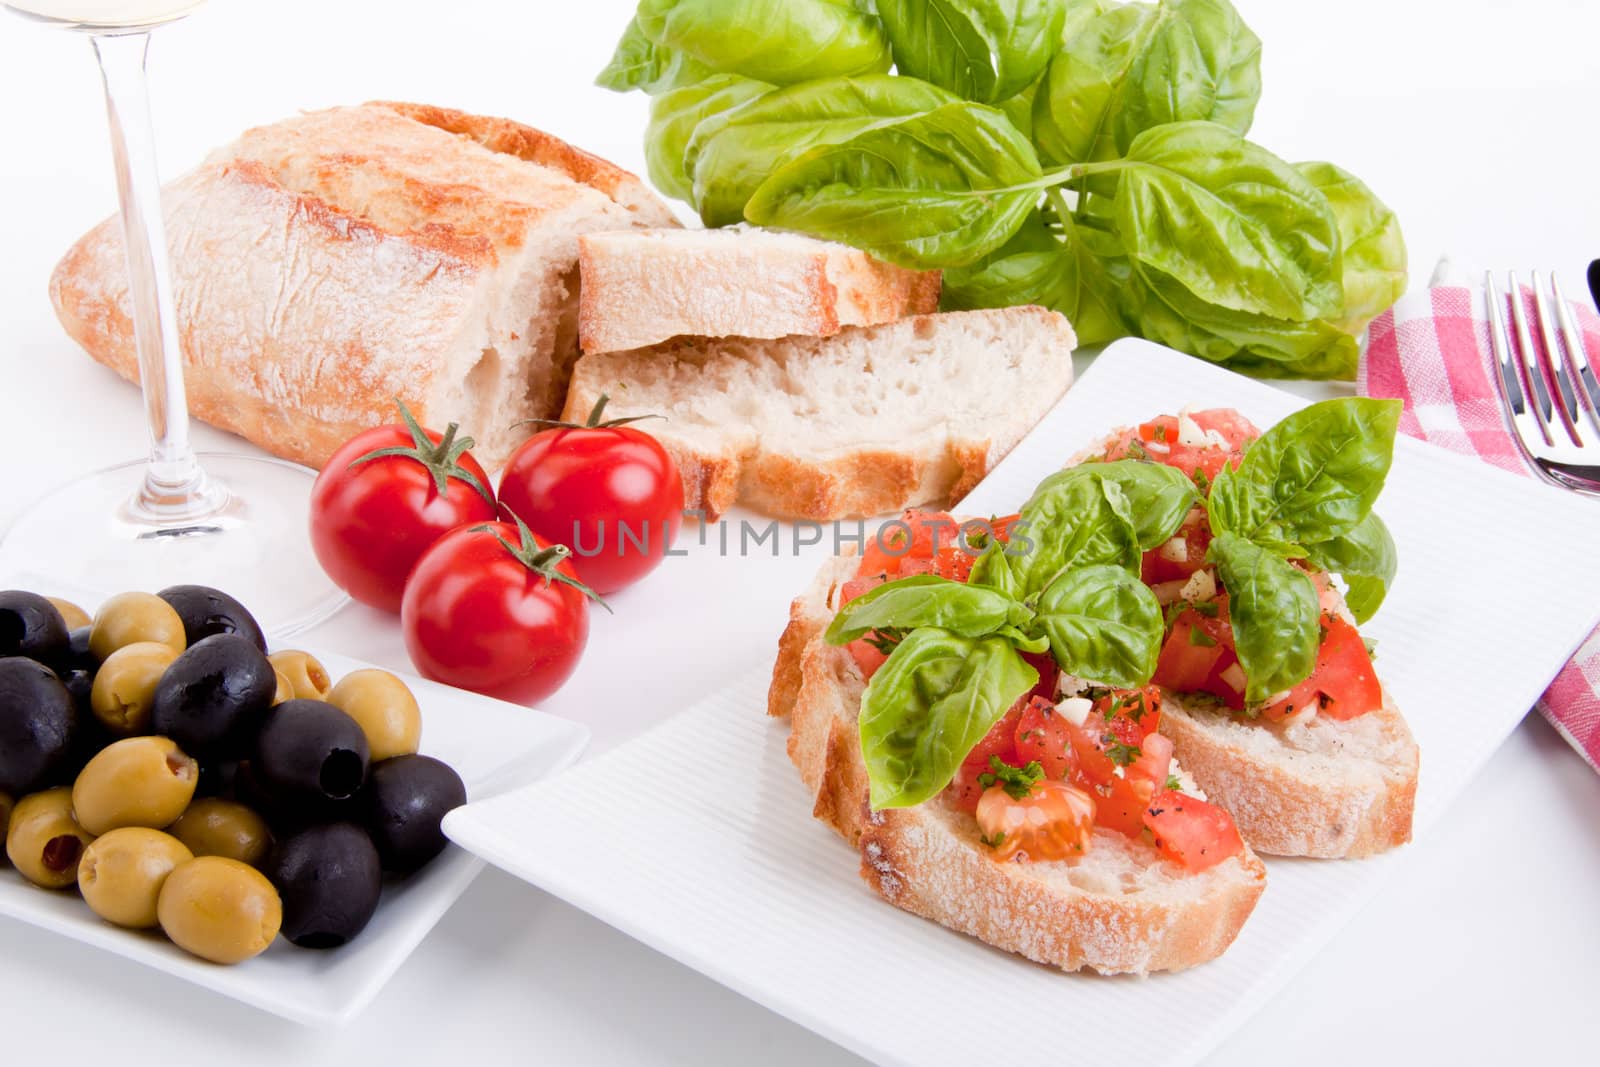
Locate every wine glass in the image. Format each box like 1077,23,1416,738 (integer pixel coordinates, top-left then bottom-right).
0,1,346,636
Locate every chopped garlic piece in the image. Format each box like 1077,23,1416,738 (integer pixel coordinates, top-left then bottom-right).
1158,536,1189,563
1179,568,1216,604
1056,696,1093,727
1220,662,1247,692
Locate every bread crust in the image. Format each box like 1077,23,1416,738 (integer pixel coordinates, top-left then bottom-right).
49,102,676,471
1158,692,1419,858
769,553,1267,974
576,229,941,355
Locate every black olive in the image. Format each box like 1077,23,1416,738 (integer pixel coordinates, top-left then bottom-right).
0,591,69,671
0,657,81,794
150,634,276,759
157,585,267,653
267,822,383,949
61,667,94,717
363,755,467,875
63,626,97,673
254,699,370,807
196,758,240,799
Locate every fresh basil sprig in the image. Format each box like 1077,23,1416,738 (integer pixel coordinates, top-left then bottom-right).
1203,397,1402,701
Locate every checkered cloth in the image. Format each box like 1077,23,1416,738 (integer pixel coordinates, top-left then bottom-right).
1360,285,1600,771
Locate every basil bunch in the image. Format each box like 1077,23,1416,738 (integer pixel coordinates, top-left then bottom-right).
1204,397,1401,703
598,0,1407,379
824,460,1197,809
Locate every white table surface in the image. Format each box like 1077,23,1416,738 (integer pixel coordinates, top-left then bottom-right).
2,1,1597,1063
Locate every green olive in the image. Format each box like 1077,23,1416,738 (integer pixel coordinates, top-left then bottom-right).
158,856,282,964
78,828,193,929
72,736,198,836
168,798,273,869
267,650,332,701
6,788,94,889
271,667,294,706
90,641,179,735
46,597,91,631
89,592,186,661
327,669,422,762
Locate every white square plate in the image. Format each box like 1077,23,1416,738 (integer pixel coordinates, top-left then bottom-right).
442,339,1600,1066
0,648,589,1027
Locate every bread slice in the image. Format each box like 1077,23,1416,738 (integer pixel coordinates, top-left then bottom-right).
576,227,941,354
768,553,1267,975
1157,692,1418,858
563,306,1077,521
49,101,678,471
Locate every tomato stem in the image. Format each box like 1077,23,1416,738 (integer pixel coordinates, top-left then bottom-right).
473,516,612,613
513,392,663,434
348,398,496,507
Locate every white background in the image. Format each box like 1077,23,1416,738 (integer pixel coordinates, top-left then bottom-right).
1,1,1598,1063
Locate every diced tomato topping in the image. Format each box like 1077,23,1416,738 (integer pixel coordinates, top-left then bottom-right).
976,779,1097,862
930,546,974,583
838,576,890,679
988,514,1021,543
1142,509,1213,585
949,703,1024,813
1063,718,1118,788
1261,614,1381,722
1092,685,1163,746
858,509,960,579
1105,409,1258,484
1127,731,1173,791
1014,696,1075,781
1154,600,1245,709
1143,790,1246,873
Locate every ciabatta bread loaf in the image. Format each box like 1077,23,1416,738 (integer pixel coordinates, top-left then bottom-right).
769,553,1267,975
49,101,677,470
563,306,1077,521
577,227,941,353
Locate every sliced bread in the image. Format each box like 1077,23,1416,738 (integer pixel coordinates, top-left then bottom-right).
50,101,677,471
576,227,941,354
562,306,1077,521
768,553,1267,976
1158,692,1418,858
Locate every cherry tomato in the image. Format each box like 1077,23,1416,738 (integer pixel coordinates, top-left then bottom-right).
401,520,597,704
1261,614,1381,722
309,402,497,613
977,778,1097,862
1143,789,1246,873
497,395,685,596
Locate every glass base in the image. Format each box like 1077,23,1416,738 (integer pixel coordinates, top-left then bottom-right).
0,452,347,640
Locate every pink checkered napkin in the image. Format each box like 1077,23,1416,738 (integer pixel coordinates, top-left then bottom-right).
1360,285,1600,772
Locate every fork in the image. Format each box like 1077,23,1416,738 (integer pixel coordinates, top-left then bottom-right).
1484,271,1600,496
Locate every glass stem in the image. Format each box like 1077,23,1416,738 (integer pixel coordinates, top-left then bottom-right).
92,30,221,521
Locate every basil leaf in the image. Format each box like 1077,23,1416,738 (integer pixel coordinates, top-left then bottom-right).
1296,161,1408,335
597,16,712,94
1302,512,1396,624
876,0,1066,104
637,0,892,85
1208,532,1319,703
1208,396,1402,547
1029,459,1199,551
941,209,1132,346
645,75,772,203
1117,0,1260,147
968,538,1024,599
688,75,959,227
824,575,1022,644
1032,0,1260,167
1032,564,1164,687
1010,473,1141,595
858,629,1038,808
1115,121,1342,322
1122,262,1361,380
745,102,1042,269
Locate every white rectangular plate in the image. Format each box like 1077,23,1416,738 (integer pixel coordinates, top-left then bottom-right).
443,339,1600,1066
0,648,589,1027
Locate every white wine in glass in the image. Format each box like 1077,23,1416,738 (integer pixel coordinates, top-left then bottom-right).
0,1,347,635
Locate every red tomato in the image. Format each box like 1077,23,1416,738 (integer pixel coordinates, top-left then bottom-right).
857,509,959,579
1064,718,1118,788
1014,696,1075,780
1093,685,1164,746
1142,510,1213,585
1128,731,1173,790
1261,615,1381,722
1095,773,1156,838
497,396,685,596
1105,408,1258,484
1143,790,1246,873
401,520,594,704
949,703,1023,813
838,576,889,679
1154,603,1245,709
309,403,497,613
977,779,1096,862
